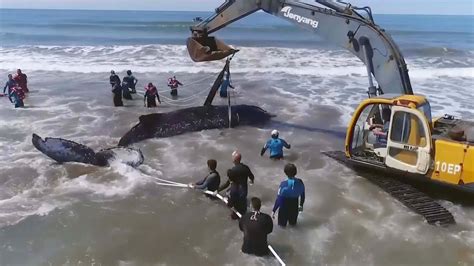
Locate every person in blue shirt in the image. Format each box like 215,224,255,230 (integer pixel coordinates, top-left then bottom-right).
260,130,291,160
3,74,17,95
272,163,305,227
190,159,221,199
219,70,233,97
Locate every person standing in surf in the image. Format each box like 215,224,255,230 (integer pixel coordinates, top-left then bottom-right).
272,163,305,227
239,197,273,256
123,70,138,94
8,85,25,108
121,77,133,100
3,74,17,96
144,82,161,108
109,70,121,88
261,130,291,160
218,151,255,220
189,159,221,198
167,76,182,97
111,81,123,107
13,69,28,93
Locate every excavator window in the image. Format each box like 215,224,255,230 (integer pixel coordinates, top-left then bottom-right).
388,111,427,166
351,103,392,161
417,102,432,125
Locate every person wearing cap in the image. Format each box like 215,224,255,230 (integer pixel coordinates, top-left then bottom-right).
260,130,291,160
189,159,221,199
239,197,273,256
13,69,28,93
109,70,121,88
218,151,255,220
272,163,305,227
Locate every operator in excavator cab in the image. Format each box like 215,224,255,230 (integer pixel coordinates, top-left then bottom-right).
369,107,391,146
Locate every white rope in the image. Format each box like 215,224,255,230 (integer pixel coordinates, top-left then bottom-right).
138,167,189,186
138,167,286,266
153,181,189,188
161,86,212,102
160,100,197,108
203,191,286,266
153,177,187,186
157,75,215,94
268,246,286,266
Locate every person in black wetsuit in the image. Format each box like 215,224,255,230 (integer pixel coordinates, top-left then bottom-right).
109,70,121,88
272,163,305,227
218,151,255,220
123,70,138,94
111,81,123,107
190,159,221,199
121,77,133,100
239,197,273,256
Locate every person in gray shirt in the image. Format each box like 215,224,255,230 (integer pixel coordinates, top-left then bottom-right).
190,159,221,198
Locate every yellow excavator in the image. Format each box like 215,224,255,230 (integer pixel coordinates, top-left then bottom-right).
337,95,474,192
186,0,473,225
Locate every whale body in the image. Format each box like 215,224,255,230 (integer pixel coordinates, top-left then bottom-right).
118,105,273,146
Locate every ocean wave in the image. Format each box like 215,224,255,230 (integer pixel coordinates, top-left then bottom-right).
0,44,472,77
403,47,472,57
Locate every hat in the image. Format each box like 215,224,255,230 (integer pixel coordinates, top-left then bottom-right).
271,129,279,137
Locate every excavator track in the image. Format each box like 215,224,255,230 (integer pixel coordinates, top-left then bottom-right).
322,151,456,226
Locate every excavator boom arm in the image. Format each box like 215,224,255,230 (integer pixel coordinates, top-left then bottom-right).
191,0,413,95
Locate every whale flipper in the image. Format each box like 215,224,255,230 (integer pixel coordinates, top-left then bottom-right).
32,133,97,165
32,134,144,167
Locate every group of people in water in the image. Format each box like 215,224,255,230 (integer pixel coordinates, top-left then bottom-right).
189,130,299,257
2,69,29,108
109,70,183,107
4,67,296,259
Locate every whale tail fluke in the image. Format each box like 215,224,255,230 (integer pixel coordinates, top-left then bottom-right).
32,133,144,168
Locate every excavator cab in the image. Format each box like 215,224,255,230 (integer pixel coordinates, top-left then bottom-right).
186,35,238,62
347,95,433,175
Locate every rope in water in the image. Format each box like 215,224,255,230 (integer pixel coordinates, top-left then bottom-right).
156,75,215,94
139,169,286,265
147,174,286,266
203,191,286,266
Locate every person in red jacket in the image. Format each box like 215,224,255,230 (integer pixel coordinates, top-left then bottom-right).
14,69,28,93
144,82,161,108
167,76,182,97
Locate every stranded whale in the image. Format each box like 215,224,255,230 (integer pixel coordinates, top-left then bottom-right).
32,134,144,167
118,105,273,146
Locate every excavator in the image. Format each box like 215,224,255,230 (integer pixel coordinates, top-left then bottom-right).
186,0,474,226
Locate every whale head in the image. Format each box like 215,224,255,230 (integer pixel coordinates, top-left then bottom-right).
233,105,274,126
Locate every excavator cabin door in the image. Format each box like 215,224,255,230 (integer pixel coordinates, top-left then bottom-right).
385,106,432,174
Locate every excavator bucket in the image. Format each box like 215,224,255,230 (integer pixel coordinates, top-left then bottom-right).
186,36,237,62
